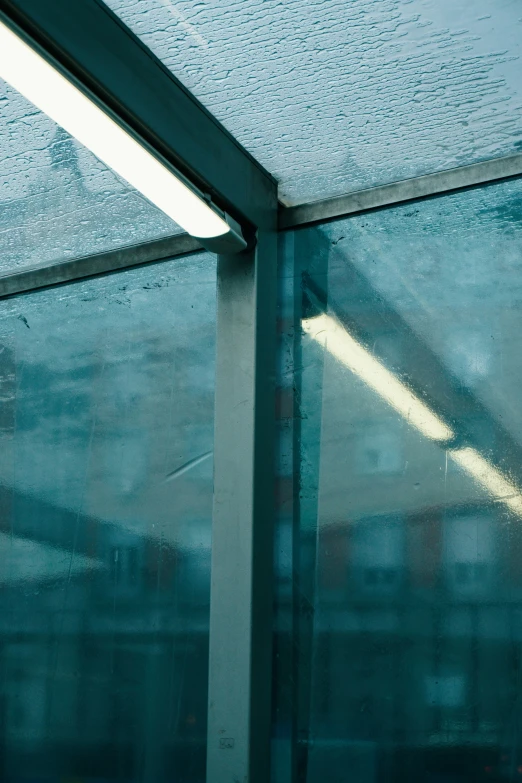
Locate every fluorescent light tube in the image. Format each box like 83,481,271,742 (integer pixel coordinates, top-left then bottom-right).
0,19,231,240
450,447,522,516
303,313,454,442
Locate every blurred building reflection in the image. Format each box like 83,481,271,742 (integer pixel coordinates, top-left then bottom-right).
275,179,522,783
0,253,215,782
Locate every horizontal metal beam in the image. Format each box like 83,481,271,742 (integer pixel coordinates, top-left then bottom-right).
4,151,522,298
279,153,522,229
0,233,202,300
0,0,275,229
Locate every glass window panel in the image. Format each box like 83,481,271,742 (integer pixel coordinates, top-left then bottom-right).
0,80,181,272
104,0,522,204
280,177,522,782
0,252,215,782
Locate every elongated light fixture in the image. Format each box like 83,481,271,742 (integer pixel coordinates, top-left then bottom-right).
0,18,246,252
303,313,454,442
450,447,522,517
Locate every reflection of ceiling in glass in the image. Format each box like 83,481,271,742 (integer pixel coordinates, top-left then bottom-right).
0,531,102,583
0,252,216,550
104,0,522,205
315,177,522,455
0,79,181,272
299,178,522,522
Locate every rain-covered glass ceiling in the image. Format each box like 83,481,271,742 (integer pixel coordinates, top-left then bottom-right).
104,0,522,205
0,79,181,272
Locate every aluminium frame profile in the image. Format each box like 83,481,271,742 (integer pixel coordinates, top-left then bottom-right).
0,235,203,300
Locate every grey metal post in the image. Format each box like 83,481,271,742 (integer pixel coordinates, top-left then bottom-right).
207,224,278,783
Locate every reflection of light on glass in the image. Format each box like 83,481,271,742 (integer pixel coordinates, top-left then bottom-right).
303,313,453,442
450,447,522,516
0,20,229,239
304,314,522,519
157,0,209,48
0,532,103,584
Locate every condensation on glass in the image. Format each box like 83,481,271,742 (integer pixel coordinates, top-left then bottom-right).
0,253,215,781
276,178,522,782
103,0,522,204
0,79,182,272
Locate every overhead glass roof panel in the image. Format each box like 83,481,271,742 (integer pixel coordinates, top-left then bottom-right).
104,0,522,205
0,79,181,272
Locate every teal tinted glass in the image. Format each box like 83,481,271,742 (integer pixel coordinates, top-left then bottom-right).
279,177,522,781
0,80,181,272
104,0,522,204
0,253,215,781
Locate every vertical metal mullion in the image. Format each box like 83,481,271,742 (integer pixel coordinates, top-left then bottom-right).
207,224,278,783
